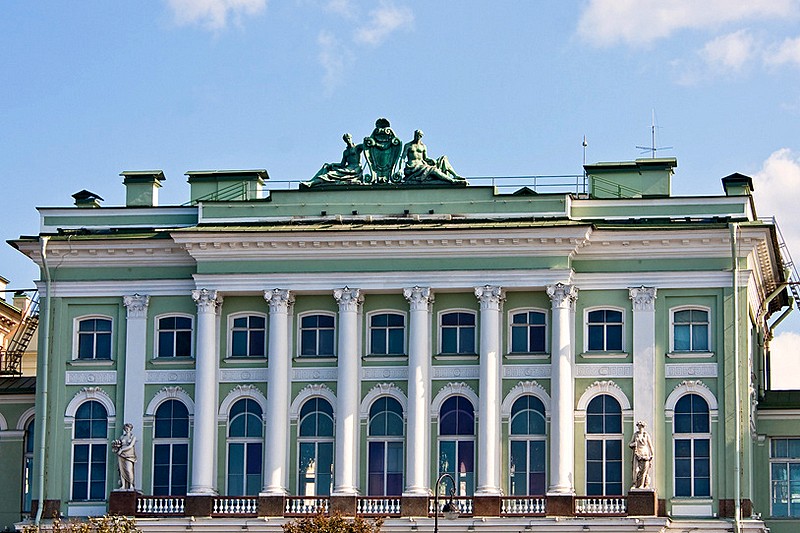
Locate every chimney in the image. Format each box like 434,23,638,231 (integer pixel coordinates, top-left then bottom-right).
72,190,104,208
721,173,754,196
121,170,166,207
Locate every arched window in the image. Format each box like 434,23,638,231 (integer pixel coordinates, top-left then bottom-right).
671,307,711,353
509,310,547,354
440,312,476,355
153,399,190,496
438,396,475,496
230,314,267,358
509,395,546,496
71,401,108,501
22,417,34,513
369,313,405,355
585,394,623,496
367,397,404,496
298,398,334,496
300,314,335,357
674,394,711,497
586,309,624,352
227,399,263,496
156,315,193,358
76,317,112,360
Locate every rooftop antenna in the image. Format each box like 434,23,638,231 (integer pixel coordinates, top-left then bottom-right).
636,109,672,158
582,135,588,178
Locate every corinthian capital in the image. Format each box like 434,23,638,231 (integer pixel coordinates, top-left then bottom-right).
264,288,294,313
333,287,362,312
546,283,578,309
629,286,657,312
123,294,149,319
403,286,433,311
192,288,222,313
474,285,504,310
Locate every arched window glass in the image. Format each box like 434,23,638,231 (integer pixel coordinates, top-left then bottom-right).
438,396,475,496
153,400,190,496
367,397,404,496
674,394,711,497
227,399,263,496
77,318,112,360
586,395,623,496
22,418,34,512
509,395,546,496
72,401,108,501
298,398,334,496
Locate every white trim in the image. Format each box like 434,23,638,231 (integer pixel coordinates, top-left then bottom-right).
145,386,195,416
500,381,551,418
364,309,408,356
576,380,632,412
0,412,7,430
16,406,36,431
226,311,268,358
669,305,712,354
506,307,549,355
665,380,719,414
289,384,336,421
359,383,408,419
218,384,267,422
430,382,479,418
153,312,195,359
72,315,114,361
64,387,116,420
296,311,337,358
437,308,478,355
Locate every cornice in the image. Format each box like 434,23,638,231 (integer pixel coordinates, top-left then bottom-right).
14,239,193,268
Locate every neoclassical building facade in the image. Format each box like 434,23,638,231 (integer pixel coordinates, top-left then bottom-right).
7,157,799,532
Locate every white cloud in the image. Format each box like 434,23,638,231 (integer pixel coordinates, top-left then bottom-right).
166,0,267,30
700,30,756,71
577,0,798,47
318,30,354,95
754,148,800,259
768,331,800,389
353,0,413,46
324,0,354,17
765,36,800,67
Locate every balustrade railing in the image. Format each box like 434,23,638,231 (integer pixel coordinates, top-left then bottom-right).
574,496,627,516
136,496,185,516
212,496,259,516
356,497,401,516
428,497,473,516
284,496,330,516
500,496,547,516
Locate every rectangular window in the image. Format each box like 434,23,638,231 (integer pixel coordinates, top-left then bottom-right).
77,318,112,360
231,315,266,357
673,309,710,352
440,312,476,355
370,313,405,355
510,311,546,353
587,310,623,352
72,443,107,501
586,439,622,496
157,316,193,358
675,438,710,497
153,443,188,496
771,438,800,517
300,315,335,357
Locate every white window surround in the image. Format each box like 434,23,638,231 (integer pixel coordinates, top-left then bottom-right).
145,386,195,418
153,313,195,359
668,305,713,358
437,308,478,355
500,381,551,420
664,380,719,417
72,315,114,361
218,384,267,422
671,395,713,499
289,383,337,422
582,305,626,355
575,380,633,420
16,407,36,430
429,382,480,419
365,309,408,357
226,312,268,359
64,387,116,424
0,412,6,431
506,307,549,356
359,383,408,420
296,311,337,359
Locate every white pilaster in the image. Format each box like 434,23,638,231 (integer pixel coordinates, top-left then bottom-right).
333,287,362,495
122,293,149,490
546,282,578,494
189,288,222,495
629,286,657,431
474,285,504,496
261,289,294,495
403,286,434,496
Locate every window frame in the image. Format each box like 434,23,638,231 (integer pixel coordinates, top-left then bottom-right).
21,416,35,513
672,393,712,499
297,312,337,358
154,313,195,359
297,397,335,496
508,395,547,497
366,310,407,357
769,437,800,517
73,315,114,361
70,400,108,502
584,394,624,497
226,398,264,496
669,305,713,357
366,396,405,496
438,309,478,356
437,395,476,497
227,312,268,359
507,307,549,356
152,399,191,496
583,306,626,354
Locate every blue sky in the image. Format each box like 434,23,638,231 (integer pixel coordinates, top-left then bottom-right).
2,1,800,384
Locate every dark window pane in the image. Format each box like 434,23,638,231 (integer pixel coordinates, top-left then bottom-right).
588,325,604,350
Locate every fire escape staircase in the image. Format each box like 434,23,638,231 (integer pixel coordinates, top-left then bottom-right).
772,218,800,312
0,293,39,376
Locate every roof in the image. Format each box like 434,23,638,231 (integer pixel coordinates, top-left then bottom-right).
758,390,800,409
0,376,36,395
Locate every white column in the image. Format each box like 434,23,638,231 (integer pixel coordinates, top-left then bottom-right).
546,282,578,494
474,285,504,496
333,287,362,495
189,288,222,495
403,286,434,495
122,293,149,491
262,289,294,495
629,286,657,434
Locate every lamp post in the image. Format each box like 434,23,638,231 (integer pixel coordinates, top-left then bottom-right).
433,472,459,533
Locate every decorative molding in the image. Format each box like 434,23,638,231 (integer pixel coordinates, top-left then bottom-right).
220,368,269,382
403,286,433,311
192,288,222,313
576,380,632,411
362,366,408,380
264,288,294,313
574,363,633,378
430,382,479,417
65,387,116,420
546,283,578,309
333,286,362,312
218,384,267,421
500,381,551,417
665,380,718,412
474,285,504,310
123,294,150,319
145,369,196,384
359,383,408,418
432,365,480,380
145,386,195,416
289,383,336,420
503,364,552,379
628,286,657,312
292,367,338,381
0,412,6,431
66,370,117,385
15,407,36,431
665,363,718,378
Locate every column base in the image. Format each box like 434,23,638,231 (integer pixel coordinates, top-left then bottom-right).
545,493,575,516
109,490,142,516
401,496,430,517
627,489,657,516
472,495,501,517
258,495,286,517
330,495,357,516
185,495,214,517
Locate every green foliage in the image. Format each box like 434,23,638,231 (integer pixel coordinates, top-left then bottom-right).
21,515,141,533
282,511,383,533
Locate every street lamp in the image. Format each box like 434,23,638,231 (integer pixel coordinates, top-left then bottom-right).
433,472,459,532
